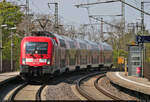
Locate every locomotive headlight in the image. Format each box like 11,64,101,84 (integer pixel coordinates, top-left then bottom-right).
22,58,26,64
47,59,50,64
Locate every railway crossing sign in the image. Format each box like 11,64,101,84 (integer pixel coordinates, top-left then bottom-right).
136,35,150,43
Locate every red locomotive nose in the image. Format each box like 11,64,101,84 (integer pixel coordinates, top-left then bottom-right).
20,37,53,67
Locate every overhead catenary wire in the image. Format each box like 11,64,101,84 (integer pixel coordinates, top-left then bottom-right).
75,0,119,7
132,0,140,8
89,16,121,29
117,0,150,16
31,1,44,14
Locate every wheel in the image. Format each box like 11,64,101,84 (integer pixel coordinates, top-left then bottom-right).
53,70,60,77
86,65,91,71
75,66,80,72
65,68,69,73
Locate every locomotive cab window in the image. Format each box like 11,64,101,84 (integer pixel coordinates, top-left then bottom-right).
25,42,48,54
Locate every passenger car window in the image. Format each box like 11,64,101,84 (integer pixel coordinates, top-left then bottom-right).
59,39,66,48
79,43,87,49
69,41,76,48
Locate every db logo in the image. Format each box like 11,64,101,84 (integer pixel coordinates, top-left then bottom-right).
33,59,39,62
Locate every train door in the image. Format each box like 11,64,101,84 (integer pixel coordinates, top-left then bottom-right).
68,41,76,71
51,43,59,74
56,46,60,71
74,41,80,66
59,39,66,73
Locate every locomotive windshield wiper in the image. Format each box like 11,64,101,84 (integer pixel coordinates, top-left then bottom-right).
30,46,38,57
32,45,38,54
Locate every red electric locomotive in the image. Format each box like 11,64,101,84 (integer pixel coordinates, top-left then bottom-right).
20,36,56,80
20,31,113,81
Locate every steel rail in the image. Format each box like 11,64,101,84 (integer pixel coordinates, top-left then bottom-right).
8,82,28,102
36,84,46,101
76,71,106,100
94,74,121,100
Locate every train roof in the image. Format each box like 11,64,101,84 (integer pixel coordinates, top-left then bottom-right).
102,42,112,51
62,36,74,42
30,31,112,50
21,36,53,44
53,33,64,40
84,39,97,46
84,40,100,50
23,36,51,40
31,31,55,38
75,38,87,44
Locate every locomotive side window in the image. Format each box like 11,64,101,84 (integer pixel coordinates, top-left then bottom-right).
59,39,66,48
25,42,48,54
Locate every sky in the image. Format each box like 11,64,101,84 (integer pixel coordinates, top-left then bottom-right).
7,0,150,31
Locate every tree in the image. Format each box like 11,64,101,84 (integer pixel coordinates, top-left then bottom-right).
0,1,24,72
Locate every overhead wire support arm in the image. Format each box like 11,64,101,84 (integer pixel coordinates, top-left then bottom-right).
142,1,150,3
89,14,122,17
89,16,122,29
75,0,119,7
116,0,150,16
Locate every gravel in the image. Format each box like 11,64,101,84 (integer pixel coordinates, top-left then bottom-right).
45,70,93,100
46,82,79,100
99,76,139,101
45,70,139,100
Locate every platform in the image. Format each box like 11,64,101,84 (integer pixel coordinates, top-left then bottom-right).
0,72,19,85
107,72,150,95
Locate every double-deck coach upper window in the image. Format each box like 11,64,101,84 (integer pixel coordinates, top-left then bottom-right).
69,41,76,48
59,39,66,48
80,43,87,49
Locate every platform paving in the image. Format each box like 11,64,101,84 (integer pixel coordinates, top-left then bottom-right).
0,72,19,85
107,72,150,95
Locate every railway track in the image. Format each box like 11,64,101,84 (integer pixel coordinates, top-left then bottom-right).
8,82,28,101
1,68,120,101
1,69,95,101
94,74,121,100
76,71,121,100
7,82,46,101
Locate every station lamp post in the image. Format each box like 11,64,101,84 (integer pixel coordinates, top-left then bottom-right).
0,24,7,73
10,27,16,71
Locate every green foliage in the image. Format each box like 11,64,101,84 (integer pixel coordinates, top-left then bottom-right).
0,1,24,71
145,43,150,63
137,30,149,35
0,1,23,42
113,49,128,67
2,35,21,71
13,35,21,70
112,29,150,67
0,2,23,26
